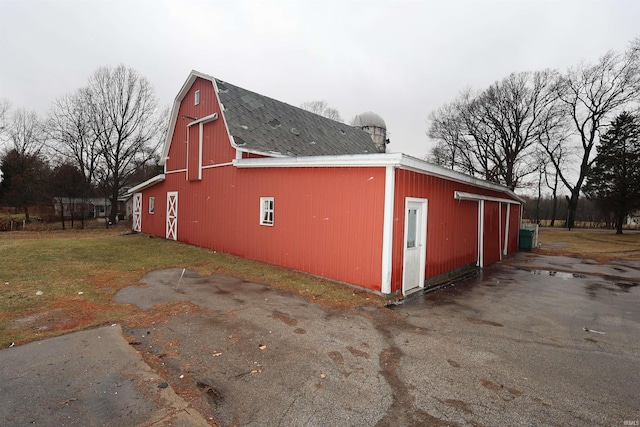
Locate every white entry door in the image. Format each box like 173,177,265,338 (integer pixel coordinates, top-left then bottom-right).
402,198,428,294
132,193,142,232
166,191,178,240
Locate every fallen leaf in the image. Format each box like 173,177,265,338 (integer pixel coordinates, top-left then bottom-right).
259,344,267,350
212,352,222,357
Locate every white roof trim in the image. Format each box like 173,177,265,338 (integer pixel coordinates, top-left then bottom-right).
128,174,166,194
233,153,402,168
454,191,521,205
234,153,523,202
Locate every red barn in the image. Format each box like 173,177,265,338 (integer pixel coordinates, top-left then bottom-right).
130,71,523,297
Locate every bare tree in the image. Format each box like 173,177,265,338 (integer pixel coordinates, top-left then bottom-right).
4,109,46,157
47,89,101,185
300,100,343,122
427,101,476,174
427,71,561,190
84,65,164,223
0,99,10,134
542,47,640,229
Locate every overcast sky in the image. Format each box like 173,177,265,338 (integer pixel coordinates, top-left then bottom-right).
1,0,639,159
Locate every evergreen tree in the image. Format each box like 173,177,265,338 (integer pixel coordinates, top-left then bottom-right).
584,112,640,234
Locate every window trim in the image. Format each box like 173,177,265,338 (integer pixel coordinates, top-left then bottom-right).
149,196,155,214
194,90,200,105
259,197,274,226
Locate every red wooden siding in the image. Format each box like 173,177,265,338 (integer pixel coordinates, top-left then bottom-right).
140,166,386,291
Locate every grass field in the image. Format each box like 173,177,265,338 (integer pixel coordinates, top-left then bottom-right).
1,228,638,348
0,230,382,348
536,228,640,262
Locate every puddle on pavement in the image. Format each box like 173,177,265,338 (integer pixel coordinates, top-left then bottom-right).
516,268,586,279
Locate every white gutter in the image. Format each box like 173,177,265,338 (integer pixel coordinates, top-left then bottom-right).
454,191,521,205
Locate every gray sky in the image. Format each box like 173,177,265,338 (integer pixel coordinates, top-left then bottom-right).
1,0,639,159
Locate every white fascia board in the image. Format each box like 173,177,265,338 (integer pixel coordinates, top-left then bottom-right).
234,152,403,168
454,191,520,205
128,174,166,194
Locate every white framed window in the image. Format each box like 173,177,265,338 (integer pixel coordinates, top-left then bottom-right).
149,197,155,214
194,90,200,105
260,197,274,226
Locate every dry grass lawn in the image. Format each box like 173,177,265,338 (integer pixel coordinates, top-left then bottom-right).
0,229,383,348
535,228,640,262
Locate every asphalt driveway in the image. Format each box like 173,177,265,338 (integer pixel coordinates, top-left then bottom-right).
1,252,638,426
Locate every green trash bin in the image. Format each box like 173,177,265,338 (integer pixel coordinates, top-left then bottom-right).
518,229,534,251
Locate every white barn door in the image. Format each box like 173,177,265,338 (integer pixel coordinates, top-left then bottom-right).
402,198,428,295
132,193,142,232
166,191,178,240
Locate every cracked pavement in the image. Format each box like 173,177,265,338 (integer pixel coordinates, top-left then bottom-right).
1,252,637,426
112,253,640,426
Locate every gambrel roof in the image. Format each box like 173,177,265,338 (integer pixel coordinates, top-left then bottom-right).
216,79,378,157
161,71,378,164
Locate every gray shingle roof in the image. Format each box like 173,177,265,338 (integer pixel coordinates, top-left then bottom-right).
215,79,379,156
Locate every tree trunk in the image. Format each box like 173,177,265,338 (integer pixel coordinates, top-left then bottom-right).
60,199,66,230
550,195,558,227
23,206,30,223
110,192,118,225
566,190,580,230
616,211,625,234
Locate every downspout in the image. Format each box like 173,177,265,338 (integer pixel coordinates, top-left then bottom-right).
478,200,485,268
499,202,502,261
381,165,395,295
503,204,511,256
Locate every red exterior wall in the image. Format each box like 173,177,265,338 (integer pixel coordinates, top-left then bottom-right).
390,169,521,293
141,166,385,290
165,77,232,174
483,201,501,266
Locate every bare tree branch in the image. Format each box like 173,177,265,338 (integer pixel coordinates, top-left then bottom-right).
300,100,343,122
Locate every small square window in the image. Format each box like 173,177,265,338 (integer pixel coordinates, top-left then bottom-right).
194,90,200,105
149,197,155,214
260,197,274,226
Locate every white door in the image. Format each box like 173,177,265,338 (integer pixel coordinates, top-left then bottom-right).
132,193,142,232
402,198,428,294
166,192,178,240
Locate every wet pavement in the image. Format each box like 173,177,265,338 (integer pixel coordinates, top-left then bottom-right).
2,252,639,426
0,325,209,426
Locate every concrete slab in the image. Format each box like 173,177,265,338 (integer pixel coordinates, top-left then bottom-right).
0,325,209,427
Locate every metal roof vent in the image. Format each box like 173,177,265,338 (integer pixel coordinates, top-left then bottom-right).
217,81,228,93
